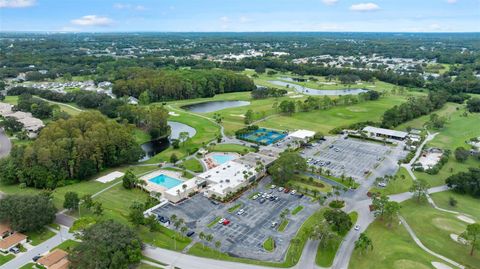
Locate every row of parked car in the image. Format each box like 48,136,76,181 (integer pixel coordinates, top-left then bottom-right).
307,158,331,167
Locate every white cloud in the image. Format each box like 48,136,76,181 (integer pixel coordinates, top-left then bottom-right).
71,15,113,27
239,16,251,23
0,0,36,8
350,2,380,12
113,3,146,11
446,0,458,3
322,0,338,5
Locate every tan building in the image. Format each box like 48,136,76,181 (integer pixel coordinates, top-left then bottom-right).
0,233,27,253
37,249,70,269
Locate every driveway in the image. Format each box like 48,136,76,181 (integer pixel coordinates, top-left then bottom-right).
0,128,12,159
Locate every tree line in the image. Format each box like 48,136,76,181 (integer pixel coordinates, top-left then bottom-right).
112,67,255,101
0,111,143,188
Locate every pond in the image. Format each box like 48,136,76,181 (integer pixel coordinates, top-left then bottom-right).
268,80,368,96
182,100,250,113
140,121,196,161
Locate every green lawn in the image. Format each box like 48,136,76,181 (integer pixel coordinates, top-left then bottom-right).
207,216,222,228
181,158,204,173
133,128,151,145
263,237,275,252
316,211,358,267
53,239,80,252
25,228,56,246
291,206,304,215
0,254,15,266
400,199,480,268
349,219,439,269
19,263,45,269
395,102,459,131
278,219,289,232
139,226,192,251
227,203,243,213
370,167,413,195
143,108,220,163
2,95,82,116
208,143,254,154
430,191,480,221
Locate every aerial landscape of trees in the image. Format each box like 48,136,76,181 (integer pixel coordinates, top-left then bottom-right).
0,111,143,188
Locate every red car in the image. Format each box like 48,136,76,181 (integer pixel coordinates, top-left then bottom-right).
283,188,290,193
222,219,231,225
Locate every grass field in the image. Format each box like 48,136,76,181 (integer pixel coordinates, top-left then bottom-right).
0,254,15,266
315,211,358,267
181,158,204,173
349,219,439,269
2,95,82,116
370,167,413,195
25,228,56,246
412,105,480,187
400,199,480,269
53,239,80,252
208,143,254,154
430,191,480,221
278,219,289,232
263,237,275,252
292,206,304,215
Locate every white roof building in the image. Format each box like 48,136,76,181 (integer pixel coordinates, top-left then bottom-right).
199,161,257,199
288,129,316,140
363,126,408,140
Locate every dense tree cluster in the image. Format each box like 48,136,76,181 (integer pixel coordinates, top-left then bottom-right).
117,105,170,139
112,68,255,101
446,168,480,198
268,151,307,184
251,87,287,99
467,98,480,112
15,94,54,119
0,111,143,188
0,194,56,232
381,92,448,128
69,220,143,269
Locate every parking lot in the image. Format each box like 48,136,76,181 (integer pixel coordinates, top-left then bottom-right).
302,136,407,181
152,177,317,262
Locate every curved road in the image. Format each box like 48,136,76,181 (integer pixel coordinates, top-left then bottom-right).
0,129,12,159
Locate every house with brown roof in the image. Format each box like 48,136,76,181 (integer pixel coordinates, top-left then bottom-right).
0,223,13,239
37,248,70,269
0,233,27,253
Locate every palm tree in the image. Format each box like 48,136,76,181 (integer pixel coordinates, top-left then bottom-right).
355,233,373,255
182,184,188,199
180,226,188,235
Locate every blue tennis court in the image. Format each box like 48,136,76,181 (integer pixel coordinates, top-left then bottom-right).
238,128,287,145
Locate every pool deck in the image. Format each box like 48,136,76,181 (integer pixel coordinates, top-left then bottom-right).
140,170,186,194
202,152,240,170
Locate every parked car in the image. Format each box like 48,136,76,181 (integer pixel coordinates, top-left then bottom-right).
186,231,195,237
271,222,278,228
270,184,276,189
9,247,20,254
377,182,387,187
259,198,266,204
210,200,219,205
278,187,284,192
218,218,226,224
284,188,290,193
252,195,259,200
32,255,42,262
354,225,360,231
223,219,231,225
290,190,297,195
237,209,245,216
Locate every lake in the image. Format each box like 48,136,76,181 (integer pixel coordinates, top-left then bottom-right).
268,80,368,96
140,121,196,161
182,100,250,113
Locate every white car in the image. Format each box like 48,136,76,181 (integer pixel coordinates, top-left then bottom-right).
278,187,284,192
262,193,267,198
377,182,387,188
354,225,360,231
237,209,245,216
252,195,259,200
270,184,276,189
218,218,226,224
290,190,297,195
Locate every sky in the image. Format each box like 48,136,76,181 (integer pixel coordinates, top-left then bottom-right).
0,0,479,32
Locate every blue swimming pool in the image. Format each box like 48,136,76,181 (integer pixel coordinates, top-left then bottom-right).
211,154,235,165
149,174,183,189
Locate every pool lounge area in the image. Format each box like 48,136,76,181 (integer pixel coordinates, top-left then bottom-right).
203,152,240,169
141,170,186,194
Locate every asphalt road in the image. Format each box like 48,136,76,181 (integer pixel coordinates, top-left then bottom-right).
0,128,12,159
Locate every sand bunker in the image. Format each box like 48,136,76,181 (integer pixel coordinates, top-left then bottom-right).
457,215,475,224
230,114,245,118
432,262,453,269
168,112,179,116
450,234,468,245
289,95,304,98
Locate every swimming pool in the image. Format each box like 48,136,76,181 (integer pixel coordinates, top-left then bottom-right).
149,174,183,189
211,154,235,165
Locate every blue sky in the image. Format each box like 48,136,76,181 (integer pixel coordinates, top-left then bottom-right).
0,0,479,32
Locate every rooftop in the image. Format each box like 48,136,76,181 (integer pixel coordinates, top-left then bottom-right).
363,126,408,138
37,249,69,267
0,233,27,250
288,129,316,139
